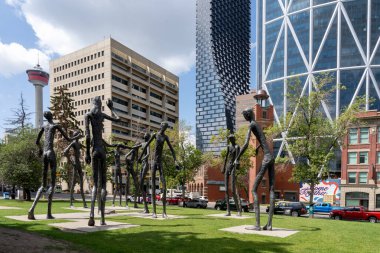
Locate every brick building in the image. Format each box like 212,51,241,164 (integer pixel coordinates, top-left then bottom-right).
340,110,380,210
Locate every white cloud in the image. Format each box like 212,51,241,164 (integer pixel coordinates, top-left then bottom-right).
7,0,196,75
0,41,49,78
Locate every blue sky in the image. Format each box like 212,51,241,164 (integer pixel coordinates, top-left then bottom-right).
0,0,256,139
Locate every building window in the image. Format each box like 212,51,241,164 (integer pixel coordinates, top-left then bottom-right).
359,172,368,184
377,152,380,164
348,172,356,184
359,152,368,164
349,128,358,144
360,128,369,143
377,172,380,182
378,127,380,143
376,194,380,209
348,152,357,164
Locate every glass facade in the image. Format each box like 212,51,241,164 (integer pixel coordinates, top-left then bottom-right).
196,0,251,153
258,0,380,168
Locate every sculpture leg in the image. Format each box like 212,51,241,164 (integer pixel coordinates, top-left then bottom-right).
112,179,117,207
88,156,98,226
125,170,130,207
118,173,122,207
47,159,56,219
140,162,149,213
77,165,87,208
224,170,231,216
246,160,268,231
231,167,241,216
151,163,157,218
159,164,168,219
263,161,275,231
28,157,48,220
100,156,107,225
70,165,76,207
132,171,139,209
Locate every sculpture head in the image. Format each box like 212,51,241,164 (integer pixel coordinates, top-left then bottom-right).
228,134,236,144
92,96,102,108
160,122,169,132
44,111,53,121
242,108,255,122
144,132,151,141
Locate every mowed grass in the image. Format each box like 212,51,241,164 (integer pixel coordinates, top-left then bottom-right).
0,199,378,253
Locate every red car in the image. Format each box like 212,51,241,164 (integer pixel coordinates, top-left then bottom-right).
329,206,380,223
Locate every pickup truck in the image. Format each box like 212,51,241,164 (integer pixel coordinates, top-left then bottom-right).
329,206,380,223
308,202,342,213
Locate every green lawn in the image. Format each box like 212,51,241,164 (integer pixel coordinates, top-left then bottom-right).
0,199,377,253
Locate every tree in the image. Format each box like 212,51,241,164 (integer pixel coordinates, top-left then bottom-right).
268,73,364,206
210,126,255,199
49,86,80,186
162,121,204,205
0,128,42,200
5,93,33,131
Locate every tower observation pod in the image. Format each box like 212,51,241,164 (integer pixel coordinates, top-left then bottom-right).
26,64,49,128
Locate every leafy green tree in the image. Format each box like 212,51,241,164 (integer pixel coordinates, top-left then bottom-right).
162,121,204,204
268,73,364,205
0,128,41,200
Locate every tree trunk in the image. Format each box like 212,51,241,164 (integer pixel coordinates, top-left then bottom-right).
309,182,315,205
182,179,186,208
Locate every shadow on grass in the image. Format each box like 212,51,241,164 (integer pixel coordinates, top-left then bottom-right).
0,222,293,253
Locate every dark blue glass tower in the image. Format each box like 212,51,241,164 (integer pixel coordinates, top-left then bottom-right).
196,0,251,153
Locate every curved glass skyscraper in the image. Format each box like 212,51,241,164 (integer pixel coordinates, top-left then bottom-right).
258,0,380,122
196,0,251,153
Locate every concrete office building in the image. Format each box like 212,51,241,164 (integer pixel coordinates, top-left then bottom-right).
50,38,179,144
196,0,251,154
257,0,380,169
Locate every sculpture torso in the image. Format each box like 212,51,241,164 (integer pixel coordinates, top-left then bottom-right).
154,133,166,162
250,121,273,161
88,109,105,150
43,122,58,153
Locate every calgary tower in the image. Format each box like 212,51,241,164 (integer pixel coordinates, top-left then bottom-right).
26,64,49,128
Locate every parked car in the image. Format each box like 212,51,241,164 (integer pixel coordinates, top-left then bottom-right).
199,196,209,202
184,198,208,208
266,201,307,217
329,206,380,223
214,198,249,212
306,202,342,213
167,196,182,205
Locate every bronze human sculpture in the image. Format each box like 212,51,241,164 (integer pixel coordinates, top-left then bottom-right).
28,111,79,220
63,130,87,208
85,97,120,226
125,144,141,209
222,134,242,216
103,141,131,207
138,132,151,214
235,108,275,231
140,122,177,218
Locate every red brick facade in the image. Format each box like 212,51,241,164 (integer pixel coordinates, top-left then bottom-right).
340,110,380,210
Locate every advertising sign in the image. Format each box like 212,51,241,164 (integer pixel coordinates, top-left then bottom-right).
299,179,340,203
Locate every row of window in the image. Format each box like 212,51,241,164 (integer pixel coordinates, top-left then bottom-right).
53,73,105,92
349,128,370,144
70,84,104,98
54,62,105,82
54,51,104,73
348,151,380,165
73,95,105,109
347,172,380,184
112,52,177,89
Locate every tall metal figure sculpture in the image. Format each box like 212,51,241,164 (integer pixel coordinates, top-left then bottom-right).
85,97,120,226
235,108,275,231
141,122,177,218
28,111,78,220
125,144,141,209
63,130,87,208
103,141,130,207
138,132,151,213
222,134,242,216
